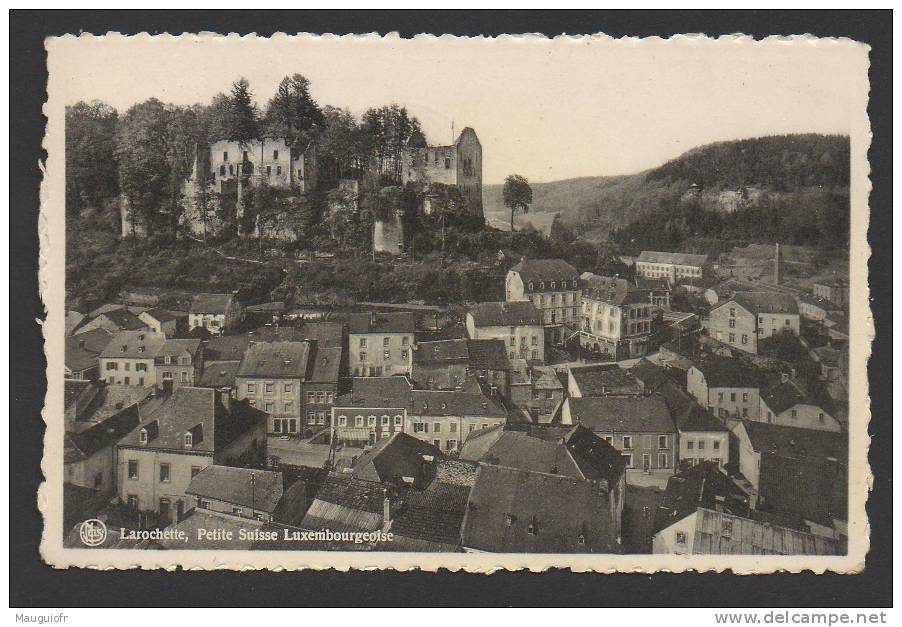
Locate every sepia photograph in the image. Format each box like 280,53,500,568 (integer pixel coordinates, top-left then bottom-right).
36,30,873,575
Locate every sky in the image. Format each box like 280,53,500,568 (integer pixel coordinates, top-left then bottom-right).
49,34,866,184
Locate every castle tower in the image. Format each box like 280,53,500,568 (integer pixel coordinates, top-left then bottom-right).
774,243,784,285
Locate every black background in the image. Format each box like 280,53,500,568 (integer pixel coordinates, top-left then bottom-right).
10,10,892,608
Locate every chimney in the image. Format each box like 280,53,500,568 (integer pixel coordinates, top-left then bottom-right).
370,310,377,325
382,489,391,523
774,243,784,285
219,388,231,412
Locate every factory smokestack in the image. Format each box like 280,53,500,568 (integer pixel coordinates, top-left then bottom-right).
774,243,784,285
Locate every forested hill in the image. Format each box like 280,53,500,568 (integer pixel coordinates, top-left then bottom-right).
487,134,850,252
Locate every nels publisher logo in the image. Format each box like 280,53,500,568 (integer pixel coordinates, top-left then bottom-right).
79,519,107,547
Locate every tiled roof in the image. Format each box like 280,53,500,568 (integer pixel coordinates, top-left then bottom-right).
190,293,234,314
335,377,413,408
582,274,649,306
99,330,167,360
409,390,506,418
565,395,675,434
509,258,579,286
142,308,183,323
692,356,764,388
569,364,643,396
346,312,415,335
635,277,672,291
196,360,241,389
300,473,389,533
351,433,443,487
70,384,153,430
637,251,709,267
296,321,344,347
467,301,542,327
118,387,265,453
390,481,470,547
628,359,672,392
459,424,505,462
186,466,283,513
309,346,342,383
158,338,202,358
726,291,799,316
466,339,510,371
691,508,844,555
64,380,94,410
742,420,846,462
460,464,621,553
652,462,749,534
65,328,112,372
760,380,809,414
65,404,141,462
413,339,470,365
97,308,148,331
531,365,564,390
203,335,251,361
659,381,727,432
237,341,311,379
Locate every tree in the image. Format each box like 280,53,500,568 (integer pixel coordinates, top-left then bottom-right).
502,174,533,232
228,78,259,144
262,74,324,150
65,101,119,215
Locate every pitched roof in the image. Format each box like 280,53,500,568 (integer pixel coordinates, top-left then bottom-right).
296,321,344,347
726,291,799,316
637,251,709,267
65,310,85,335
300,473,389,533
741,420,847,462
565,395,675,433
346,312,415,334
760,378,833,416
569,364,644,396
96,308,147,331
531,365,564,390
186,466,283,513
467,301,542,327
509,258,579,286
65,403,141,463
691,356,764,388
190,293,234,314
628,358,672,392
466,339,510,371
118,387,265,453
459,424,505,462
158,338,202,358
141,308,183,323
196,360,241,389
691,508,843,555
413,339,470,365
653,462,749,534
236,341,311,379
203,334,251,361
335,377,413,408
390,481,470,547
244,301,286,313
309,345,342,383
65,328,112,372
659,381,728,433
99,330,167,360
460,464,621,553
582,274,649,306
634,277,672,291
409,390,506,419
64,379,94,410
351,432,443,487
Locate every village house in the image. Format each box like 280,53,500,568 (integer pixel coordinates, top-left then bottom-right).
138,308,186,336
659,381,730,468
116,386,268,524
460,449,625,554
65,328,112,380
579,274,654,360
466,301,544,363
707,291,800,355
509,365,566,424
195,360,242,397
812,277,849,307
567,363,645,398
186,465,289,523
235,340,342,435
411,338,511,397
757,376,843,432
634,276,672,309
560,394,677,475
188,293,242,336
99,331,203,391
345,312,415,377
406,389,508,453
349,432,444,489
797,294,845,322
686,356,764,422
635,251,709,284
331,376,413,447
504,258,581,344
73,307,148,337
731,420,848,533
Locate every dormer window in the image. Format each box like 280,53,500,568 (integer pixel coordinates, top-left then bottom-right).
441,402,447,410
139,428,148,444
550,281,556,289
528,282,534,291
121,345,127,352
137,346,145,353
539,282,545,290
527,518,538,535
184,432,193,449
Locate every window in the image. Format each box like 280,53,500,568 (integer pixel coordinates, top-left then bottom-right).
676,531,687,545
247,383,256,394
687,440,694,450
791,409,798,419
232,507,242,516
447,440,457,451
327,392,335,404
712,440,720,451
223,151,229,162
159,463,170,483
220,165,226,176
603,436,613,444
139,429,148,444
818,412,825,424
741,334,748,345
368,415,377,427
265,402,274,413
394,415,403,426
384,350,390,360
381,415,390,426
355,416,364,427
284,401,294,413
307,411,316,424
401,349,409,360
414,423,426,433
123,377,130,385
306,391,315,404
730,392,737,402
698,440,706,451
658,453,668,467
728,333,736,343
401,336,409,346
444,157,451,169
383,337,390,347
742,392,749,402
127,460,138,480
359,352,367,362
273,150,279,160
622,454,633,468
658,435,668,450
622,435,633,449
265,382,274,394
284,383,293,393
718,392,724,402
729,308,736,317
184,432,193,448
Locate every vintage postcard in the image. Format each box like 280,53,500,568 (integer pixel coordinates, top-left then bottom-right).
40,33,871,573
